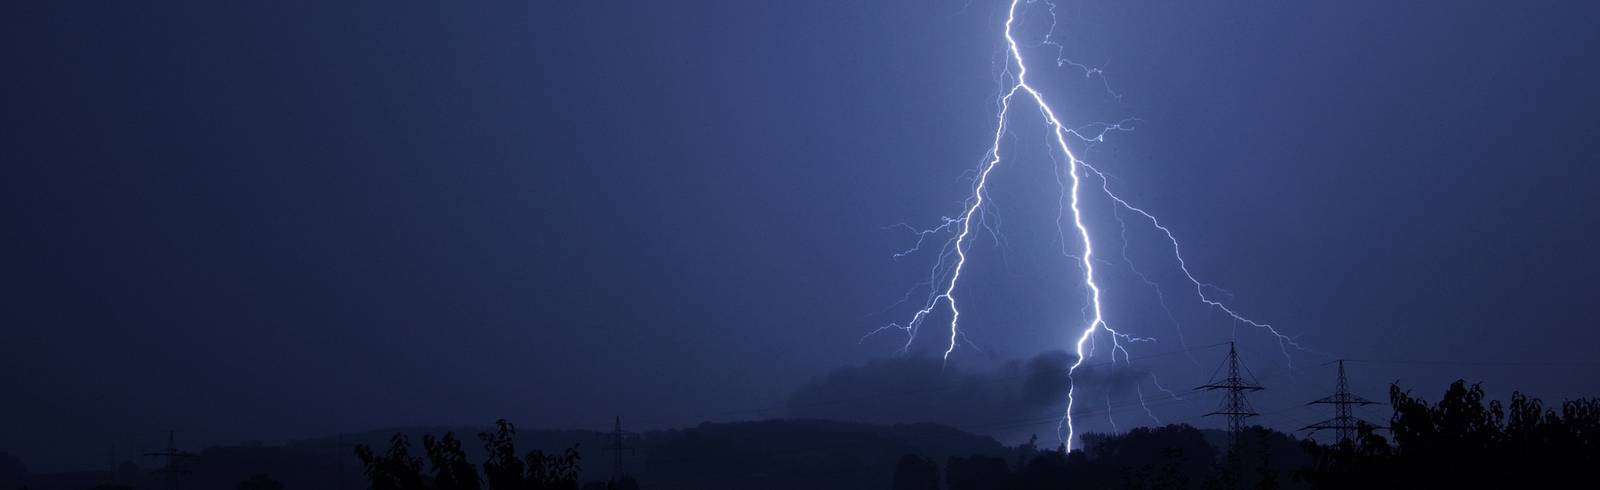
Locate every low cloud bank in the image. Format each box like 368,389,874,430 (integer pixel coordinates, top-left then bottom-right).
785,350,1154,441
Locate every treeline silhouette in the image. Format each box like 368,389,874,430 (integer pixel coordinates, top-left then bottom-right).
352,419,621,490
9,380,1597,489
891,379,1599,489
1299,380,1600,488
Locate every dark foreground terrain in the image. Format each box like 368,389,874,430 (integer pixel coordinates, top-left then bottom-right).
5,380,1596,489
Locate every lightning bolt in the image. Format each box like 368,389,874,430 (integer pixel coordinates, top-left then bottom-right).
996,0,1109,452
874,0,1321,452
872,0,1109,450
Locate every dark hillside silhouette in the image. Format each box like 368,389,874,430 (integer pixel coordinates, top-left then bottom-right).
11,382,1597,489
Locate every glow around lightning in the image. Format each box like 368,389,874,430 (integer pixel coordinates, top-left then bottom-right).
876,0,1315,451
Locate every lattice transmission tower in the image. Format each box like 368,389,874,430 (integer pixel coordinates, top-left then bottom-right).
1301,360,1380,444
1197,342,1266,437
143,430,194,490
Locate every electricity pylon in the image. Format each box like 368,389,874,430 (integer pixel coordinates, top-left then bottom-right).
603,416,636,483
1301,360,1380,445
143,430,194,490
1197,342,1265,437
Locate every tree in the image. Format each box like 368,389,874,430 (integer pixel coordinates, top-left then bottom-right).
523,446,581,490
424,432,480,490
479,419,582,490
1012,450,1096,490
482,420,527,490
945,455,1008,490
890,454,937,490
1299,379,1600,488
1251,431,1278,490
237,473,284,490
355,434,425,490
1296,422,1390,489
1085,424,1215,489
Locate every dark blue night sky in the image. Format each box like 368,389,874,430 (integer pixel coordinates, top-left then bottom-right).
4,0,1598,472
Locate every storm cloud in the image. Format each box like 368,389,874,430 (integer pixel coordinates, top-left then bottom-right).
783,350,1161,442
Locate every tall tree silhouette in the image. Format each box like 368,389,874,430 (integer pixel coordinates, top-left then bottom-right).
424,432,480,490
355,434,425,490
479,419,581,490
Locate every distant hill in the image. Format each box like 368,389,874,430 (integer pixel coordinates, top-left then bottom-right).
21,419,1015,490
630,420,1014,489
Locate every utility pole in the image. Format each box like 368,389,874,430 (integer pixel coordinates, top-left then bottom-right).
602,416,636,484
1301,360,1379,445
1197,342,1265,438
143,430,194,490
